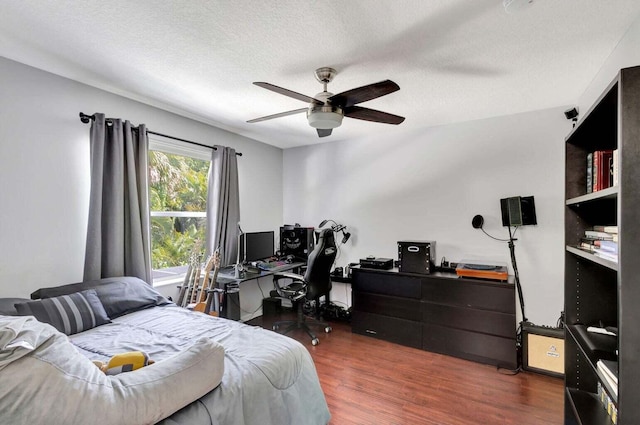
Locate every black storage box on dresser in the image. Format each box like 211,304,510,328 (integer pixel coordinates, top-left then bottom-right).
398,241,435,274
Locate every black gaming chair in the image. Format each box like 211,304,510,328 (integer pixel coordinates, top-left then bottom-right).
271,228,337,345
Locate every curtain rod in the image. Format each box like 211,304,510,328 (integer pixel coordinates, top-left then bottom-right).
79,112,242,156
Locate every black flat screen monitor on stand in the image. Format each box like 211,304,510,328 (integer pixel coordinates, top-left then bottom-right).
240,231,275,263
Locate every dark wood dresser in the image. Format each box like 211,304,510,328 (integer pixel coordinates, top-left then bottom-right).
351,267,517,368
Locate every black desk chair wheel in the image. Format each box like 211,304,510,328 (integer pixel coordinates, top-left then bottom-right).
272,228,337,346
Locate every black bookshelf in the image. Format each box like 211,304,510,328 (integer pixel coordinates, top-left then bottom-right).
564,65,640,424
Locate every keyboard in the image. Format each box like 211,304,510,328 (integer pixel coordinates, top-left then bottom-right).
257,260,288,271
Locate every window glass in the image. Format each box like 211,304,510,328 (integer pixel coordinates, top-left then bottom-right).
149,149,209,280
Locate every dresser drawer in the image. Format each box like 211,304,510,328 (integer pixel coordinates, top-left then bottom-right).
353,269,421,299
423,323,517,368
352,311,422,349
353,291,422,322
422,302,516,338
422,277,515,314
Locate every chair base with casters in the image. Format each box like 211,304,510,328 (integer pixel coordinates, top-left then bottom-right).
271,297,332,346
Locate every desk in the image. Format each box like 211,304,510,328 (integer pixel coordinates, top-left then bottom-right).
330,275,353,284
212,262,305,320
215,262,305,283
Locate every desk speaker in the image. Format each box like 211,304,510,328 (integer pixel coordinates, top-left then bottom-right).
522,323,564,377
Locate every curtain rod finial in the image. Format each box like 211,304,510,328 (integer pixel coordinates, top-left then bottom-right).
79,112,92,124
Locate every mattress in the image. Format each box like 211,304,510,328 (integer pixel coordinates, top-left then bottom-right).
70,305,331,425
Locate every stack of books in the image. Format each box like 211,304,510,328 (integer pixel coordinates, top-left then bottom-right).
580,226,618,263
587,149,618,193
596,359,618,424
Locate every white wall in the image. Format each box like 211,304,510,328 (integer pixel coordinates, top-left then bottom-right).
0,57,283,299
284,108,572,326
578,15,640,117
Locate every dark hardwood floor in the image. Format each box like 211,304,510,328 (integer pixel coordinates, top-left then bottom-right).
248,313,565,425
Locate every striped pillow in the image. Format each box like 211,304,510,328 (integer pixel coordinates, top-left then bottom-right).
14,289,110,335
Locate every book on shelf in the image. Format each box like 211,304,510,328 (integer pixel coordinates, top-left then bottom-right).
597,359,618,397
585,230,615,240
577,243,618,262
590,149,614,192
598,382,619,424
597,240,618,254
612,149,619,187
582,238,618,253
593,225,618,234
587,152,593,194
579,238,618,263
592,151,598,192
580,242,597,252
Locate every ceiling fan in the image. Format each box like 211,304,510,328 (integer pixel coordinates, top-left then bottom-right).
247,67,405,138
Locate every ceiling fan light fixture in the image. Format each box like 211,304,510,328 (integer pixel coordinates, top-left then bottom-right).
307,105,343,129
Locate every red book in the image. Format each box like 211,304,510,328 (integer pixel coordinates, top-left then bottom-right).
593,150,613,191
593,151,600,191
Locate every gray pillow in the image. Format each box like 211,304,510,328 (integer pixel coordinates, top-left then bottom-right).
0,298,30,316
32,276,172,318
31,276,143,300
14,289,110,335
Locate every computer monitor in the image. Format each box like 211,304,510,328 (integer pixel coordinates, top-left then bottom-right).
240,231,275,262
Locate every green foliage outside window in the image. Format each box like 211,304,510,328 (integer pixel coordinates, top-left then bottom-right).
149,151,209,270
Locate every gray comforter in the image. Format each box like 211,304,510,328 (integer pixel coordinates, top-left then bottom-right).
70,305,331,425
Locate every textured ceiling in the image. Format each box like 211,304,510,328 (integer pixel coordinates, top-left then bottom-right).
1,1,640,149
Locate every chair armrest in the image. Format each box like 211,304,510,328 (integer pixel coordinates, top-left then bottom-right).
272,272,306,300
273,272,304,283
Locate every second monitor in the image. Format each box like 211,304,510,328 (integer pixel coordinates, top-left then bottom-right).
240,231,275,263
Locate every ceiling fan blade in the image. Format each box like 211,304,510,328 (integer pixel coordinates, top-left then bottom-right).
247,108,308,123
253,82,323,104
328,80,400,108
317,129,332,138
344,106,405,125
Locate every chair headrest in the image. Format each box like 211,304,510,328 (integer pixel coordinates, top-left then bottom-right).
315,228,336,248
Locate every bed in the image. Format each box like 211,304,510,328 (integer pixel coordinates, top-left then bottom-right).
0,277,331,425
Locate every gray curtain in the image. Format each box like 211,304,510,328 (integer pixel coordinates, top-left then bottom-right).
206,145,240,266
83,113,152,283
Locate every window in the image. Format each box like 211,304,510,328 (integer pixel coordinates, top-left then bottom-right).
148,137,210,283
